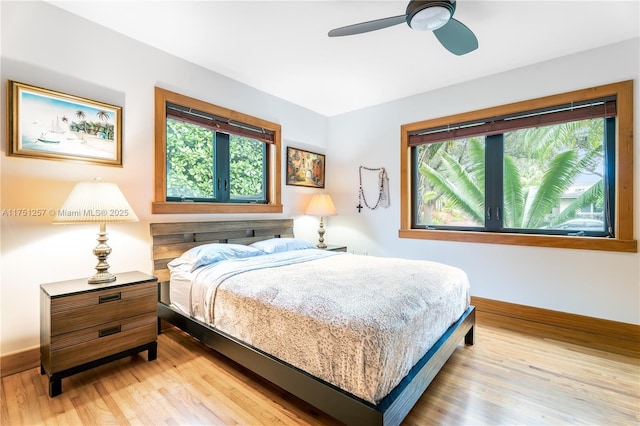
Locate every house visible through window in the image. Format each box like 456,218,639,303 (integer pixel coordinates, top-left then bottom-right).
153,88,282,214
400,81,636,252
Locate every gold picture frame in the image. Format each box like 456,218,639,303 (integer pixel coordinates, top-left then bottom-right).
8,80,122,166
286,146,325,188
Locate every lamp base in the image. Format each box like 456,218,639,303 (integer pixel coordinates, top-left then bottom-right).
88,222,116,284
88,271,117,284
316,217,327,249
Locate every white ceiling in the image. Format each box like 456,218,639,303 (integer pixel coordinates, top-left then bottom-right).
47,1,639,116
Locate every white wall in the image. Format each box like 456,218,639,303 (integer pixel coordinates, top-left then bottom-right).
326,38,640,325
0,1,327,355
1,1,638,357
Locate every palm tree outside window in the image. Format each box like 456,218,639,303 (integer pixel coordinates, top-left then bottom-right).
414,117,611,237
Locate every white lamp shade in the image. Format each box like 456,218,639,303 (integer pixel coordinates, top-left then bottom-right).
54,180,138,223
306,193,337,216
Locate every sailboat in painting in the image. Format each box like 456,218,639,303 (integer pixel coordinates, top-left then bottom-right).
37,117,71,143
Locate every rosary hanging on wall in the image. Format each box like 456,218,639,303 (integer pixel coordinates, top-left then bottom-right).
357,165,390,213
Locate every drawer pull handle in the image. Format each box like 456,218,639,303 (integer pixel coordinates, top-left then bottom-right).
99,326,121,338
99,293,121,303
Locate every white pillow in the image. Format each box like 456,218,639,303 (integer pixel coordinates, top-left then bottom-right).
250,237,316,254
168,243,263,272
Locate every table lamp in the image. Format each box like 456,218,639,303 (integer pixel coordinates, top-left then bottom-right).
54,178,139,283
305,193,337,248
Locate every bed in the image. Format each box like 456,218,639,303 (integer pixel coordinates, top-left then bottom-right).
151,219,475,426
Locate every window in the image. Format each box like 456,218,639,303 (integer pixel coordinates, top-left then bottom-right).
153,87,282,214
414,117,611,236
400,81,636,252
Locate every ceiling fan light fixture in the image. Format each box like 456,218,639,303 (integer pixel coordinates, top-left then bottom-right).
328,0,477,56
410,5,452,31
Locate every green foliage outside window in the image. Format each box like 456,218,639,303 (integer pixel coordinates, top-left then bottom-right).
416,119,606,232
229,135,265,199
166,118,265,201
166,118,214,198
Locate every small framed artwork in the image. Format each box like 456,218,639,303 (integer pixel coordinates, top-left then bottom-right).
7,81,123,166
286,146,325,188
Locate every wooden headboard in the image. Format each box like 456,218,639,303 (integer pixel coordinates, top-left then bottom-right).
150,219,294,283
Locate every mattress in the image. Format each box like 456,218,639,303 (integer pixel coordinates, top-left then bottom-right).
169,249,470,404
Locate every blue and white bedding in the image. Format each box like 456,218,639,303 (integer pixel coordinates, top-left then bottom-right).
168,242,470,404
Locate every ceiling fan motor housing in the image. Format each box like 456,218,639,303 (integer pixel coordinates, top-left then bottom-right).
407,0,456,31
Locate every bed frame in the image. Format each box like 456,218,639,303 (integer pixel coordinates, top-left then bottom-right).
151,219,475,426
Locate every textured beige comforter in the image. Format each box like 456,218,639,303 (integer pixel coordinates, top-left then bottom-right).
186,251,470,404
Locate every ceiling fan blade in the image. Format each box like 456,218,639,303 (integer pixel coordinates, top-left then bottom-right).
433,18,478,56
328,14,407,37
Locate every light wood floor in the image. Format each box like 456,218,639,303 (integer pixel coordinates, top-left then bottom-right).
2,314,638,425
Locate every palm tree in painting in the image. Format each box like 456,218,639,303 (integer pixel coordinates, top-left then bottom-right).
75,110,87,133
96,110,111,139
96,110,110,123
60,116,69,132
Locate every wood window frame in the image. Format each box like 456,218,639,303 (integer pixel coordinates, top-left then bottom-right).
399,80,636,252
153,87,282,214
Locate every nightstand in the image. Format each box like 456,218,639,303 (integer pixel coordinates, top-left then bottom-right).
40,271,158,397
323,245,347,252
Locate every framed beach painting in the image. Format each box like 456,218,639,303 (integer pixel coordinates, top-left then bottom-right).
7,81,122,166
286,146,325,188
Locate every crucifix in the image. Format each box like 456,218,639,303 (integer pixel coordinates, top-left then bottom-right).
356,202,363,213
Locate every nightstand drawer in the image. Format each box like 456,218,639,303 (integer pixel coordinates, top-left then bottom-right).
50,282,156,336
48,315,157,372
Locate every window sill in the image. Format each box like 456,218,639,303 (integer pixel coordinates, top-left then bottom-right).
152,202,283,214
399,228,637,253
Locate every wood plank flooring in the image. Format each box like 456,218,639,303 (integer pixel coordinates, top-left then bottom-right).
2,313,638,425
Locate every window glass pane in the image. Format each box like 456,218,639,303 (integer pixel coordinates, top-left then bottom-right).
229,135,265,201
166,118,214,199
503,118,606,233
415,137,485,227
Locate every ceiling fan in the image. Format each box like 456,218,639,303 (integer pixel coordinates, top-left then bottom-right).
328,0,478,56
